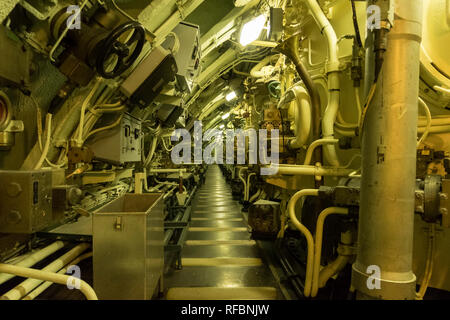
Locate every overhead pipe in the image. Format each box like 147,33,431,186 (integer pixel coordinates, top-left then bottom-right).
352,0,423,300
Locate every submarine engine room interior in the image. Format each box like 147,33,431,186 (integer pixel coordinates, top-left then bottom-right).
0,0,448,301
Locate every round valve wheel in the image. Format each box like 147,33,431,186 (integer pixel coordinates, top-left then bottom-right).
95,21,146,79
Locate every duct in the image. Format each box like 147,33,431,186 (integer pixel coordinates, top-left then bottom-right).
351,0,423,300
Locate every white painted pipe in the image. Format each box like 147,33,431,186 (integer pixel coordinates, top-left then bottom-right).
290,86,312,149
267,164,354,177
305,0,341,166
238,167,248,200
287,189,319,297
246,173,256,201
0,262,97,300
0,241,65,285
249,189,261,203
1,243,90,300
250,55,278,78
311,207,349,297
22,252,93,300
34,114,52,170
304,138,339,165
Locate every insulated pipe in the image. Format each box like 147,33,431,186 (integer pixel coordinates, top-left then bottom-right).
250,55,278,78
352,0,423,300
238,167,248,200
246,173,256,201
148,168,187,174
267,164,354,177
22,252,93,300
305,0,341,167
249,189,262,203
0,241,65,285
2,243,90,300
287,189,319,297
0,262,97,300
282,85,312,149
311,207,349,297
34,114,52,170
304,138,339,165
317,231,353,289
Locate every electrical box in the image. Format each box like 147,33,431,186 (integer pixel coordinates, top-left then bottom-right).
0,170,53,234
162,22,201,93
93,193,164,300
86,113,142,164
120,46,177,108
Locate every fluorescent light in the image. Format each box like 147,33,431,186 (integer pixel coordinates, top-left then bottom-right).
226,91,237,101
222,112,230,120
239,14,267,46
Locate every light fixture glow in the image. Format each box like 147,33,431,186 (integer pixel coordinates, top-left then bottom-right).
239,14,267,46
225,91,237,102
222,112,231,120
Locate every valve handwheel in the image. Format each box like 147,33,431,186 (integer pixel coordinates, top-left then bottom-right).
95,21,145,79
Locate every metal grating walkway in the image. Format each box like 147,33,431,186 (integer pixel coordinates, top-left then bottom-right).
164,165,280,300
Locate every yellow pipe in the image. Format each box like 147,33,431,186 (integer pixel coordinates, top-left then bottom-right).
0,262,97,300
0,241,65,285
2,243,90,300
287,189,319,297
22,252,93,300
311,207,349,297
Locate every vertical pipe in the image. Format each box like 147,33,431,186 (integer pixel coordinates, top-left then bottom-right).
351,0,423,300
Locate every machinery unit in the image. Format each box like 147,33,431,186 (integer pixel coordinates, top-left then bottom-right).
162,21,201,93
0,170,53,233
86,113,142,164
120,46,177,108
93,193,164,300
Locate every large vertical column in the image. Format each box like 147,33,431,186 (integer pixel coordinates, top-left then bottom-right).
351,0,423,300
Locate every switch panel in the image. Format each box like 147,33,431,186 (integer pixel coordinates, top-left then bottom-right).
0,170,53,234
86,113,142,164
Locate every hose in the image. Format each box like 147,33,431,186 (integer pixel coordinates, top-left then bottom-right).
34,113,52,170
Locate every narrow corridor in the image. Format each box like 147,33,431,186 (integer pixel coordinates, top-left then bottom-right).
165,165,280,300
